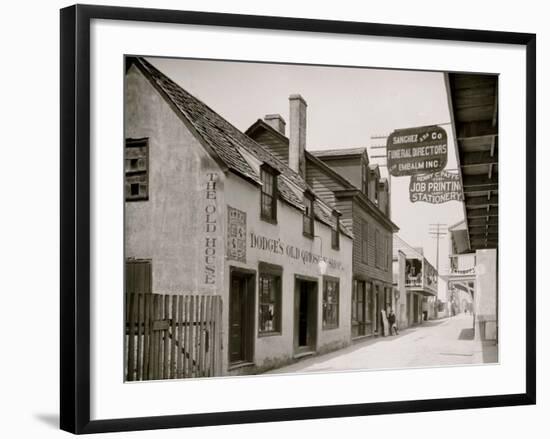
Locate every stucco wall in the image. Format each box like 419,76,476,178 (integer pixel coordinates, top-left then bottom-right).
125,65,225,296
125,64,353,376
224,174,353,374
474,249,498,341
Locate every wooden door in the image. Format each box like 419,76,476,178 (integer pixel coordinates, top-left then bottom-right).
352,281,366,337
294,279,318,354
229,276,245,364
229,272,254,365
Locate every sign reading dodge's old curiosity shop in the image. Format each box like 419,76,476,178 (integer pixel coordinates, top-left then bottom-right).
409,171,464,204
387,125,448,176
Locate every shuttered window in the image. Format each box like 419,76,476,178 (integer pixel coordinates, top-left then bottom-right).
125,259,152,294
125,138,149,201
361,221,369,264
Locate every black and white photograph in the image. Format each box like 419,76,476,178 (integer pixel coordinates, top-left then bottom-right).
123,56,499,381
1,0,543,436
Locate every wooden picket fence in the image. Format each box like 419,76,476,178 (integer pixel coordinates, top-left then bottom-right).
125,293,223,381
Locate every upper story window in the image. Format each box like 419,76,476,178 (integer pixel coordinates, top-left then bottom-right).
361,160,368,194
331,211,340,250
260,165,278,223
303,192,315,238
375,229,387,269
125,138,149,201
361,221,369,264
373,178,379,205
386,236,392,271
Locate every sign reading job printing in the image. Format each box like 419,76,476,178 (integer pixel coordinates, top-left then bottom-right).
387,125,448,176
409,171,464,204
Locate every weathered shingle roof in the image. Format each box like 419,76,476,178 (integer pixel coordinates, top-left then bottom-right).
130,57,352,238
310,147,368,158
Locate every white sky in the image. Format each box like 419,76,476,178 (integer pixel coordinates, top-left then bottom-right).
147,57,465,274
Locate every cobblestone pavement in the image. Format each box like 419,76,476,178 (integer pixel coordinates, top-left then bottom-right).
265,314,497,375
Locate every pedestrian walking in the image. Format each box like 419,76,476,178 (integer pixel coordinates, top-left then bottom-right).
388,308,399,335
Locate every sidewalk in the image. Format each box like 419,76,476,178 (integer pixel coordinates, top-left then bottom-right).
265,314,496,375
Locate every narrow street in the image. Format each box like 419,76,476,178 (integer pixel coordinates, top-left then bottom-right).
266,314,497,375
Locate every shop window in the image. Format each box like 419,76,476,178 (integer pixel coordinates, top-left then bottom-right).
323,277,339,329
125,138,149,201
258,263,282,335
361,221,369,264
331,211,340,250
260,164,278,223
303,192,315,238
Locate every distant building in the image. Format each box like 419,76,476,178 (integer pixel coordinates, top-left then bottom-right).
393,236,439,327
246,112,398,339
125,57,354,376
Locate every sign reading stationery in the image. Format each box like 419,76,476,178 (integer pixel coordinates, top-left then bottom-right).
387,125,448,176
227,206,247,262
409,171,464,204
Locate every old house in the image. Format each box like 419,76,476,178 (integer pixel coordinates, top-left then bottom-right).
246,105,398,340
124,57,354,377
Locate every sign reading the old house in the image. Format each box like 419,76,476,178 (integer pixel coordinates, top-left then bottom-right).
409,171,464,203
227,206,247,262
387,125,448,176
204,173,218,285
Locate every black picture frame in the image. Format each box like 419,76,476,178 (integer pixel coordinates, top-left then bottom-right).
60,4,536,434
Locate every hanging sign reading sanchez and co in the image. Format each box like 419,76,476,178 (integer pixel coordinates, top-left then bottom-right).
387,125,448,176
409,170,464,204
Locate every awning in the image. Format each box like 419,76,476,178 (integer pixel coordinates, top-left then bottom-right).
446,73,498,251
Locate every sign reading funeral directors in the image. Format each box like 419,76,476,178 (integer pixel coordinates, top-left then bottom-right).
387,125,448,176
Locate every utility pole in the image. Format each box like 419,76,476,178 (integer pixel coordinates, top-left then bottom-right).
429,223,447,276
429,223,447,316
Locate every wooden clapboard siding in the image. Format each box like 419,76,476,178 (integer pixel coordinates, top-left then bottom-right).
305,161,347,206
317,158,362,190
334,198,353,229
252,130,289,165
124,293,223,381
352,203,393,284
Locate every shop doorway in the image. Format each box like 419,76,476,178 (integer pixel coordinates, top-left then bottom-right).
374,284,382,335
352,280,374,337
294,277,318,355
413,294,419,324
229,269,255,365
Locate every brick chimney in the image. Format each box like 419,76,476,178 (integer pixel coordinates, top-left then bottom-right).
289,94,307,177
264,114,286,135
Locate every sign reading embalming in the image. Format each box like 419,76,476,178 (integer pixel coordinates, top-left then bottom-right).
227,206,246,262
409,171,464,204
387,125,448,176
